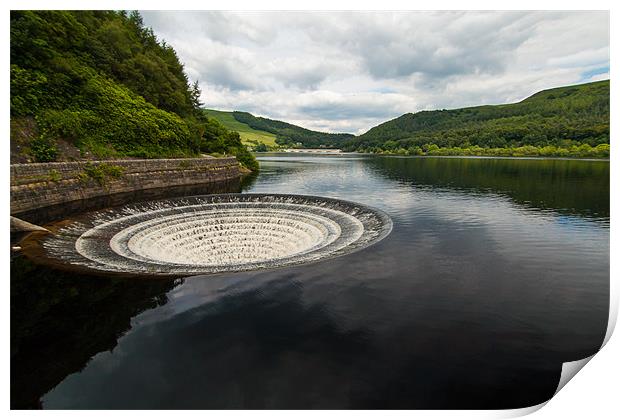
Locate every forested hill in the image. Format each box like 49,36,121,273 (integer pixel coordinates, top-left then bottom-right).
230,111,355,149
10,11,257,170
344,80,609,158
10,11,609,162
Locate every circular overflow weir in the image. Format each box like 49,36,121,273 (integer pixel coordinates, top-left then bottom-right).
26,194,393,276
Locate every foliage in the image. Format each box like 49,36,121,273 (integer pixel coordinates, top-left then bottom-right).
48,169,61,182
254,142,268,152
359,143,610,159
10,10,196,117
198,117,259,171
78,162,125,186
232,111,355,148
10,10,258,170
345,80,610,155
10,65,47,116
29,136,57,162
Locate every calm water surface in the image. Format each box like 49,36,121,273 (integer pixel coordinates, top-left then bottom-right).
11,154,609,409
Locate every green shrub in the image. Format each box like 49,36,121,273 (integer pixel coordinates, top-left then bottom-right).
10,65,47,116
29,136,58,162
37,109,99,141
79,163,125,186
48,169,61,182
254,142,268,152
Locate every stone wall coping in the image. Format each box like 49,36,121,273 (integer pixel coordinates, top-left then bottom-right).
10,156,237,168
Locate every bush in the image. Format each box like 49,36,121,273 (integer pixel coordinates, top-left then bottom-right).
198,119,258,170
254,142,268,152
10,65,47,116
29,136,58,162
79,162,125,186
33,74,195,159
48,169,61,182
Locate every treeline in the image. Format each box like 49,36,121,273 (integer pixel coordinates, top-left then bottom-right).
232,111,355,148
10,10,257,170
344,80,609,157
359,143,609,158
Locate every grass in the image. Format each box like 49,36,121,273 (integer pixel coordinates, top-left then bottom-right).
203,109,278,147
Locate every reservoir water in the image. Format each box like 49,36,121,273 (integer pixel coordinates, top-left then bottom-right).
11,154,610,409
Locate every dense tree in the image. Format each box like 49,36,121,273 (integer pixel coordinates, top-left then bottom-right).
10,10,258,169
254,142,268,152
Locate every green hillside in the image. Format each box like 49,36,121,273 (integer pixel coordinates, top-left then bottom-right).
10,11,257,170
203,109,354,150
231,111,355,149
345,80,609,158
203,109,278,148
10,11,608,162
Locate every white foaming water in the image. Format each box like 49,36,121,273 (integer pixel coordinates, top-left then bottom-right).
116,209,343,265
40,194,392,276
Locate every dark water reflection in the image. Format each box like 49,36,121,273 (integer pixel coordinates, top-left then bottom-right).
366,156,609,219
10,256,179,408
11,155,609,409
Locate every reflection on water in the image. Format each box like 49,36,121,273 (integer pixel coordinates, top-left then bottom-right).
255,154,609,220
10,256,179,408
366,156,609,219
11,154,609,409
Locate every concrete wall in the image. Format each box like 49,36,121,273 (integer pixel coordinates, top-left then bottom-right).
10,157,242,215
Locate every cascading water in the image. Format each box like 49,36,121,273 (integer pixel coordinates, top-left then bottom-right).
32,194,392,276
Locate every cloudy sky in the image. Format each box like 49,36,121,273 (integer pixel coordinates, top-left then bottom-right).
141,11,609,134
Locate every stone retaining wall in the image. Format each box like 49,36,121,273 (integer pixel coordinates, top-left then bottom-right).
10,157,242,215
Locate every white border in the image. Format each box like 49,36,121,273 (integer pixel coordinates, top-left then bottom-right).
2,1,616,418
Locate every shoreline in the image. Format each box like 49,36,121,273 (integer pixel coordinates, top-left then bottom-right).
256,151,610,161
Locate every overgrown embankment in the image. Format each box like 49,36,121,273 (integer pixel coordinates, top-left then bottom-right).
10,11,258,171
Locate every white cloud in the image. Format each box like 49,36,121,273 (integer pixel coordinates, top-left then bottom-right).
141,11,609,134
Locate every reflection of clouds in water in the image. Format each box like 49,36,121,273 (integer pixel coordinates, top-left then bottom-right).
40,155,609,409
392,189,608,275
249,155,609,334
133,183,607,338
250,157,608,296
251,157,391,207
44,278,375,409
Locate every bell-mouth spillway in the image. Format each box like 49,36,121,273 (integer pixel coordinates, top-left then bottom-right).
30,194,393,276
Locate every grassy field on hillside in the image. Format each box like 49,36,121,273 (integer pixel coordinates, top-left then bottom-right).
203,109,278,147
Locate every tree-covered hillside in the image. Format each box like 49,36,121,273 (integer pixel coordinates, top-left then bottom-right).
231,111,355,149
345,80,609,158
10,10,257,170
